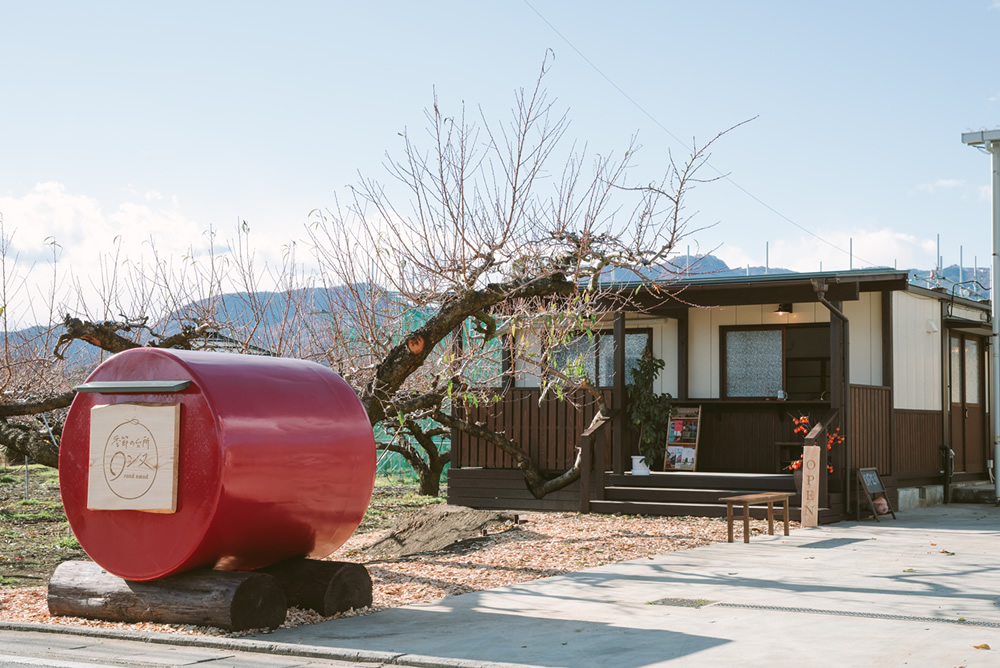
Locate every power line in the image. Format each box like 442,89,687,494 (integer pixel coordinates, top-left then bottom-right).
521,0,882,268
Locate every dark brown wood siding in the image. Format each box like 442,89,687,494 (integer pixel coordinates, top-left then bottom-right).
687,401,836,474
453,388,613,470
448,468,582,511
893,409,944,480
849,385,892,473
696,404,783,473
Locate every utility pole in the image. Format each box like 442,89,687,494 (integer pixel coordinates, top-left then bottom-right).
961,129,1000,502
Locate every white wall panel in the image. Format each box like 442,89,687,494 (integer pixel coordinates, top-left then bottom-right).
844,292,882,386
649,318,679,396
893,292,941,410
689,307,716,397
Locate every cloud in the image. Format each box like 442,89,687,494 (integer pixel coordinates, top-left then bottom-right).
0,183,257,324
716,227,941,274
915,178,964,194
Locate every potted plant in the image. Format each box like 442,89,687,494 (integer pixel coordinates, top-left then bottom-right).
626,354,672,471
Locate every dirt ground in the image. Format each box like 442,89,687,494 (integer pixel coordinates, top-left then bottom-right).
0,466,793,636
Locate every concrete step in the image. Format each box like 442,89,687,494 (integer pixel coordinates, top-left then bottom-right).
589,499,804,523
950,481,998,504
604,485,802,505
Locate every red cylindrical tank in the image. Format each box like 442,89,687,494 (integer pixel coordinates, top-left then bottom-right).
59,348,376,581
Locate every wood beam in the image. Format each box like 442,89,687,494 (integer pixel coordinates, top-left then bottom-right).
631,281,864,313
676,310,689,400
613,311,625,475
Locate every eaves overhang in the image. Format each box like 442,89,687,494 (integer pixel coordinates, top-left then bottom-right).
603,269,910,313
943,316,993,337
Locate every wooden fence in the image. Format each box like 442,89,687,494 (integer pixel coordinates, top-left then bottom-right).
452,388,613,471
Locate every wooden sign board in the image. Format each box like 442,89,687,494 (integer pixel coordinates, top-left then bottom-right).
799,445,821,527
87,403,180,513
857,467,895,521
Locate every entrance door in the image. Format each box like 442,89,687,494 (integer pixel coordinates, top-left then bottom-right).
950,334,986,473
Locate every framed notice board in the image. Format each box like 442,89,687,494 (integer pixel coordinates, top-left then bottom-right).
663,406,700,471
857,467,896,521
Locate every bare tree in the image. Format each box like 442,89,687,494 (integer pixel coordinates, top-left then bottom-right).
1,61,732,502
306,59,731,498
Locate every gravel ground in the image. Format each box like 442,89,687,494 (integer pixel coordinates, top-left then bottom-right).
0,508,795,637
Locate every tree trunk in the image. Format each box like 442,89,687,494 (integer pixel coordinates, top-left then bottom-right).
47,561,287,631
260,558,372,616
0,421,59,468
417,466,441,497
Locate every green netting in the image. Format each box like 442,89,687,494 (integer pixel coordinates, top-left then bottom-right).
374,449,451,483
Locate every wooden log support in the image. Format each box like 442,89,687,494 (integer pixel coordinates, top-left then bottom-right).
47,561,287,631
261,558,373,616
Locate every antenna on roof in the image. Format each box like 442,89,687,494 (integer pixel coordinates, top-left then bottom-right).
960,246,964,298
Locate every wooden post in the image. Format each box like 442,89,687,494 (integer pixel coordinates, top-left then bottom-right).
595,424,607,500
800,445,821,527
882,290,895,475
47,561,287,631
579,435,592,513
830,309,843,413
677,310,689,400
501,332,514,395
612,311,625,475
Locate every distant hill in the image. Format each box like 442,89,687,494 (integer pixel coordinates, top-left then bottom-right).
907,264,990,299
4,254,990,374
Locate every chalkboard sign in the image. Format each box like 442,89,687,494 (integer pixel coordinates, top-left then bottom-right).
859,468,885,495
856,467,896,521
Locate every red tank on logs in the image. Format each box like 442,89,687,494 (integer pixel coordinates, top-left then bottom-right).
59,348,376,582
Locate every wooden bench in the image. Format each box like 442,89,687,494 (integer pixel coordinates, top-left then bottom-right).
719,492,793,543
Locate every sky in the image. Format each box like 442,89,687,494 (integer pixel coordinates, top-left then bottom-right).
1,1,999,320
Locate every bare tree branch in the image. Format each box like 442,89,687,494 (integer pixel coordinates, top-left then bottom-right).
0,391,74,418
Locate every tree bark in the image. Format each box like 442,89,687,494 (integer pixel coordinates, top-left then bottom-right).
363,277,574,426
260,558,372,616
47,561,287,631
0,391,74,418
0,420,59,467
55,316,142,358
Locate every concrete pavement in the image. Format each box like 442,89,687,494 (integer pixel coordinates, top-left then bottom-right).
3,504,999,667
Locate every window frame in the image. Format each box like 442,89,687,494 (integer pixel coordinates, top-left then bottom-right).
720,323,831,399
549,327,653,389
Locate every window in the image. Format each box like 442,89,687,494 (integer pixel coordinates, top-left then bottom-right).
722,324,830,399
551,329,651,388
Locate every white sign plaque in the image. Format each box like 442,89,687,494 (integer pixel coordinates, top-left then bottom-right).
87,403,180,513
